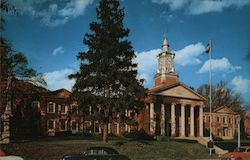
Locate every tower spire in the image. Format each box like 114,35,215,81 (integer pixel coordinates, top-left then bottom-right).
162,37,169,52
154,37,178,88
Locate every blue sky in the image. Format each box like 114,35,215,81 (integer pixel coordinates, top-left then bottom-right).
4,0,250,105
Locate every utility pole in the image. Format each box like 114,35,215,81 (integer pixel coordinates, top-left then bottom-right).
237,115,241,149
205,40,214,155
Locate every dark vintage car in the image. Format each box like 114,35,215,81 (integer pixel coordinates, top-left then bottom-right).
62,147,130,160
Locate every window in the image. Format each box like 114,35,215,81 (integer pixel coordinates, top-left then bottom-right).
94,121,101,133
71,105,77,114
125,124,131,133
217,116,220,123
60,119,67,131
32,101,40,109
60,104,67,114
47,102,55,113
114,123,119,134
47,119,55,130
71,121,77,131
223,117,226,124
61,105,65,113
228,117,231,124
89,106,92,115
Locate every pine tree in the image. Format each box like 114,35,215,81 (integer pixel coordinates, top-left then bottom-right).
70,0,145,143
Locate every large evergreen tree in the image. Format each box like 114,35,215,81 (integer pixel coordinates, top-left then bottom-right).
70,0,145,143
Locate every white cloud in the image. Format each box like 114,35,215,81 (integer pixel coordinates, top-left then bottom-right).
231,76,250,94
188,0,250,15
152,0,188,10
152,0,250,15
59,0,93,18
10,0,94,27
174,42,204,66
44,68,75,91
198,57,241,74
52,46,64,56
134,49,160,87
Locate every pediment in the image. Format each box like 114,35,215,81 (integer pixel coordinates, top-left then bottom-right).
52,89,71,98
215,107,236,114
154,84,205,101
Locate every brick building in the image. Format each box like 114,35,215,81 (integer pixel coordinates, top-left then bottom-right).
204,106,239,139
29,89,82,136
15,87,136,137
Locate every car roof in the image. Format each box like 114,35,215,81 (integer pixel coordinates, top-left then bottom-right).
88,147,115,149
240,146,250,149
87,147,119,154
88,147,117,151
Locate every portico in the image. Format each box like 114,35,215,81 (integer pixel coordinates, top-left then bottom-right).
141,38,205,138
147,83,205,137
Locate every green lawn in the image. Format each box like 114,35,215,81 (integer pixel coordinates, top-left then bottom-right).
1,137,218,160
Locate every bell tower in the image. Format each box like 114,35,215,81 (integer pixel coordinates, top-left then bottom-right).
154,37,178,88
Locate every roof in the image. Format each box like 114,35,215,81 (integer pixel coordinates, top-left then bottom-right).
49,88,72,98
213,106,236,114
204,106,237,114
14,79,49,94
150,82,206,101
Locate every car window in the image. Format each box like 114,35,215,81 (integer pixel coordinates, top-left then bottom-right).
239,148,246,152
247,149,250,152
104,148,118,154
86,149,109,155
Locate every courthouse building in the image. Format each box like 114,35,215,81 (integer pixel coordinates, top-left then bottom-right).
139,38,206,137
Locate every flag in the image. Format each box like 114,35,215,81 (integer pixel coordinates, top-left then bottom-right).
205,41,211,53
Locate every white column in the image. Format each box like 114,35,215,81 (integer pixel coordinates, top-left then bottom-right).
117,123,120,135
108,123,111,134
161,104,165,136
190,105,195,137
199,106,204,137
171,103,176,137
180,104,185,137
150,103,155,134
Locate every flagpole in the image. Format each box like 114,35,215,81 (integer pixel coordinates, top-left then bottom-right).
209,40,212,155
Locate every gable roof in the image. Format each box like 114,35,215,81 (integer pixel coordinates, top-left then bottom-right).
213,106,236,114
150,82,206,101
50,88,72,98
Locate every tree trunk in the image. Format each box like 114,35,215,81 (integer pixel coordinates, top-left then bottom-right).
102,121,108,143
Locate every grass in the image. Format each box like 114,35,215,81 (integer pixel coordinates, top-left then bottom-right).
1,137,218,160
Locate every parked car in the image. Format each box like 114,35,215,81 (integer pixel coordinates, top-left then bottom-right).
62,147,130,160
220,146,250,160
0,149,24,160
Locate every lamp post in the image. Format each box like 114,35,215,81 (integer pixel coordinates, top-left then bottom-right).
237,115,241,149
